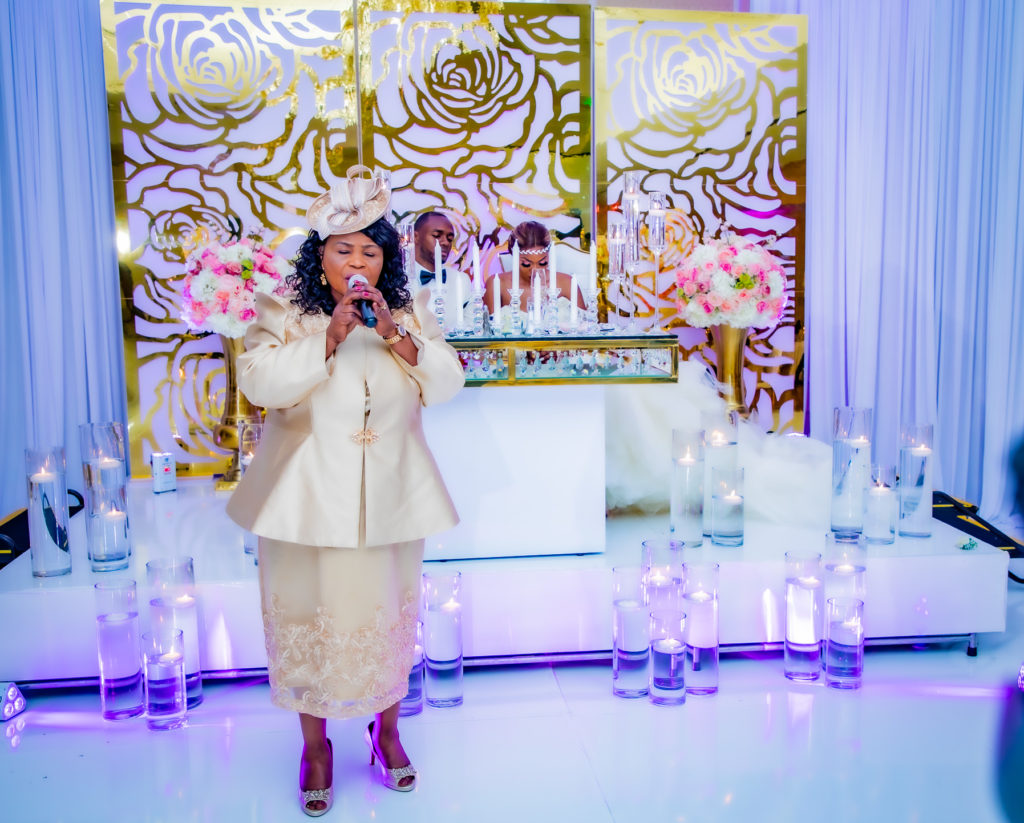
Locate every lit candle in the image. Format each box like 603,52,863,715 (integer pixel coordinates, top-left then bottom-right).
30,470,56,484
424,599,462,662
569,275,579,328
684,589,718,648
911,445,932,457
710,431,726,447
151,594,201,676
472,241,482,290
548,242,558,292
652,637,684,655
865,482,895,543
678,449,696,467
615,599,649,653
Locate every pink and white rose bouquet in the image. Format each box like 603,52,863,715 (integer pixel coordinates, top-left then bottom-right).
180,236,292,338
675,235,787,329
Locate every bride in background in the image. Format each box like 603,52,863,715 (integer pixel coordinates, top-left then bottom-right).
484,220,585,327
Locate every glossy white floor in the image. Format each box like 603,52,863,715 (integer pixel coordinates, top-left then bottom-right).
3,582,1024,823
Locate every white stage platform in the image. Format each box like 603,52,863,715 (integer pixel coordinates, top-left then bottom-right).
0,478,1008,684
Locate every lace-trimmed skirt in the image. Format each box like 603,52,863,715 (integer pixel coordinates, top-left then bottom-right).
256,536,424,719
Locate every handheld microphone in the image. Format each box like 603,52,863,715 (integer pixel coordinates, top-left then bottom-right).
348,274,378,328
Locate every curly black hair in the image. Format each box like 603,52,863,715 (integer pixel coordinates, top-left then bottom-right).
287,218,411,316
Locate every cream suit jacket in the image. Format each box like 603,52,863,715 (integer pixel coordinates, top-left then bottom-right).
225,289,465,548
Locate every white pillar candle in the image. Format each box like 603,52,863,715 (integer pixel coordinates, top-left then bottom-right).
569,275,579,328
511,244,520,289
472,241,482,291
548,242,557,292
434,239,442,281
683,589,718,648
533,274,542,325
615,599,649,653
91,456,126,489
865,482,896,542
492,273,501,323
456,271,465,329
424,600,462,662
100,509,129,555
786,576,821,645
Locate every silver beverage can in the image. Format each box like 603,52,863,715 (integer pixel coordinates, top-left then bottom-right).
150,452,177,494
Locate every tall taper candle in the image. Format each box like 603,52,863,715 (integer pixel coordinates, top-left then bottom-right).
549,242,557,292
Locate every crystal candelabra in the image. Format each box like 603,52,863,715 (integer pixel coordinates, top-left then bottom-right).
647,192,667,331
544,287,561,335
581,286,599,334
470,291,486,336
508,287,524,336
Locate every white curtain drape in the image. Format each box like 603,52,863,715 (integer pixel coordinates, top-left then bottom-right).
745,0,1024,526
0,0,125,515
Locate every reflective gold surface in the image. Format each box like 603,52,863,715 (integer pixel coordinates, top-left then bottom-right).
710,324,751,417
595,9,806,432
101,1,358,476
101,2,805,478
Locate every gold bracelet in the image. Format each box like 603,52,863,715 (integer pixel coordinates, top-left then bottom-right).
383,329,404,345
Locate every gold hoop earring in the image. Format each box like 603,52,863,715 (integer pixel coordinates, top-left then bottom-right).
320,272,327,286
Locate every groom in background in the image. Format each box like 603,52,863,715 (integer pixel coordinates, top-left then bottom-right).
411,211,472,306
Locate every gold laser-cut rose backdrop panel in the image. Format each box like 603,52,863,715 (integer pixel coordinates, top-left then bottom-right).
361,2,592,273
596,10,806,432
101,1,359,475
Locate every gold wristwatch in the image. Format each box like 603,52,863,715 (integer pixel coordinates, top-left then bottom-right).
383,326,405,346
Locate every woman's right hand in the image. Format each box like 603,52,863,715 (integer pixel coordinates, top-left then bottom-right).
325,291,362,358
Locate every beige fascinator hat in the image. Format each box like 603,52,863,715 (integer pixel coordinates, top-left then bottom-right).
306,165,391,240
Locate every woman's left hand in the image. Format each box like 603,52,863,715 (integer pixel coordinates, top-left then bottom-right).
350,281,399,338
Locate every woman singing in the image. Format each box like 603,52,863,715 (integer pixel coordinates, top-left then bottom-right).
226,166,464,815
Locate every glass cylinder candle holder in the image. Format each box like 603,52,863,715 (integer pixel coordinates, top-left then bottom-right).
899,423,934,538
94,579,144,720
400,620,425,717
143,629,187,730
824,534,867,603
830,407,872,541
611,565,649,698
824,597,864,689
81,423,132,572
710,466,744,547
641,538,684,609
682,562,719,695
864,464,897,544
701,410,738,535
607,222,625,278
423,570,463,708
649,610,686,706
238,420,263,476
784,552,823,681
146,557,203,708
25,447,72,577
670,429,704,547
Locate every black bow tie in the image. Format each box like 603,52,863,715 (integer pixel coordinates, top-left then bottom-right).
420,268,445,285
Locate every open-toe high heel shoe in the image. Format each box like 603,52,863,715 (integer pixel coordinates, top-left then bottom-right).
365,721,417,792
299,738,334,817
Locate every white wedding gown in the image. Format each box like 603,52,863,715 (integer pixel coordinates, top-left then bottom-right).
605,359,832,530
